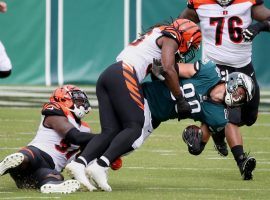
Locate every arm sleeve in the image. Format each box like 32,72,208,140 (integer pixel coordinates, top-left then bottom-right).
65,127,96,146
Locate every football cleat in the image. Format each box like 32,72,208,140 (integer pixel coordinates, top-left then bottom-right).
86,160,112,192
212,133,228,157
0,153,24,176
65,161,96,191
239,153,256,180
214,142,228,157
40,180,80,194
110,157,122,170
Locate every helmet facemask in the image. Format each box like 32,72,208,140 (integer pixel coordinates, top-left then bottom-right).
216,0,234,7
224,72,255,107
69,90,91,119
50,85,91,119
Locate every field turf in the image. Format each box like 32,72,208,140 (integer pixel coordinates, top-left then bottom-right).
0,107,269,200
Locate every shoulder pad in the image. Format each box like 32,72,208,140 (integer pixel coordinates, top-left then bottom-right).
161,29,181,46
42,102,65,116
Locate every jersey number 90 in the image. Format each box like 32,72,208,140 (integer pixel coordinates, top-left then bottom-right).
181,83,201,114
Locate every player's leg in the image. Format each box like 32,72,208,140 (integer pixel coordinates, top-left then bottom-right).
7,146,54,188
86,62,145,191
211,129,228,156
35,168,80,194
0,152,24,176
230,63,258,180
66,62,125,191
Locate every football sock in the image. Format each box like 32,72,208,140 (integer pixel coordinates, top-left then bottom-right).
75,156,87,167
97,156,110,167
231,145,244,166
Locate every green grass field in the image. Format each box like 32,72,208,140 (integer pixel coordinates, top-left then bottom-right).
0,108,270,200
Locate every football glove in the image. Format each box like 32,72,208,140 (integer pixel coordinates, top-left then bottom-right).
176,95,191,121
242,21,270,42
151,58,165,81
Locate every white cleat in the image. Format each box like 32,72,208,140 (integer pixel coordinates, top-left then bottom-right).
40,179,80,194
0,152,24,176
85,160,112,192
65,161,97,191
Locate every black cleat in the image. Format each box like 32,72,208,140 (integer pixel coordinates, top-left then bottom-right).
212,133,228,157
239,154,256,180
214,142,228,157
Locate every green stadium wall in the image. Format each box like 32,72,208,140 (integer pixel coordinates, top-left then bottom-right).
0,0,269,88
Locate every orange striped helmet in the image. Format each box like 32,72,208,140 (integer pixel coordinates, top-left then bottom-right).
162,19,201,62
50,85,91,118
172,19,201,54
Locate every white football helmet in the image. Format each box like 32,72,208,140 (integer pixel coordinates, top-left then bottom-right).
216,0,234,6
224,72,255,107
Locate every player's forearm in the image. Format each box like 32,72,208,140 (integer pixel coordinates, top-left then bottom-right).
65,127,96,146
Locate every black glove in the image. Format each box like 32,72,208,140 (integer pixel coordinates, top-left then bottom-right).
151,58,165,80
176,95,191,121
242,21,270,42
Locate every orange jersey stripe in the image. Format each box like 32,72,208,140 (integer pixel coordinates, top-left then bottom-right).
20,147,35,159
130,93,144,110
123,71,138,86
122,63,134,73
125,81,141,99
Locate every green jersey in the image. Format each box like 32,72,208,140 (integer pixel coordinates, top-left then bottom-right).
142,60,228,132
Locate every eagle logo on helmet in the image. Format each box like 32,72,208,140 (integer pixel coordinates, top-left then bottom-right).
50,85,91,119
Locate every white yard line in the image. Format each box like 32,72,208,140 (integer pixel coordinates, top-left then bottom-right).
146,187,270,191
125,166,270,171
0,198,60,200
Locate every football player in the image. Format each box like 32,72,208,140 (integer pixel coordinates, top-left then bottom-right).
134,58,255,181
179,0,270,180
0,1,12,78
0,85,95,193
65,18,202,192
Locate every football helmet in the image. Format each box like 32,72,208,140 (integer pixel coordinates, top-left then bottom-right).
172,19,201,63
216,0,234,7
224,72,255,107
50,85,91,119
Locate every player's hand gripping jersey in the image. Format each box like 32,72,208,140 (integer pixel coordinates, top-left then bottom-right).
187,0,263,67
28,102,91,172
142,60,228,132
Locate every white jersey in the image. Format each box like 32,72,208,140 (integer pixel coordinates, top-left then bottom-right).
28,103,91,172
0,41,12,71
188,0,262,68
116,28,163,83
